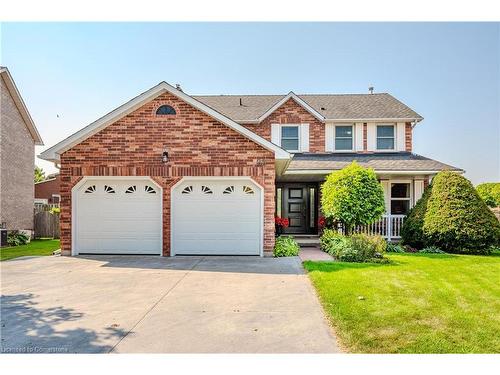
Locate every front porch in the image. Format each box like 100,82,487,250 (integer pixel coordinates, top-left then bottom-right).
275,178,423,241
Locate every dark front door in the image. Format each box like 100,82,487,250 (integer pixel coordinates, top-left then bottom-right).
276,183,318,235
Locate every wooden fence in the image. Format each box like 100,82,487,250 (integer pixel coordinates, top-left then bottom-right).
34,211,60,238
34,203,60,214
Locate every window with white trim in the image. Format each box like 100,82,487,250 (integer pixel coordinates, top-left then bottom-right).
390,183,411,215
334,125,354,151
280,126,300,152
377,125,395,150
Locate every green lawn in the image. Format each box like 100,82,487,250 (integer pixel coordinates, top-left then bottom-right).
304,253,500,353
0,238,60,261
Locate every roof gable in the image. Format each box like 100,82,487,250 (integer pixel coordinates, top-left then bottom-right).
39,82,290,162
0,67,43,145
256,92,325,123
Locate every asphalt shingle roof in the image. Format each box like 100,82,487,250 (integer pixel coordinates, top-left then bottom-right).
193,93,422,122
287,152,462,172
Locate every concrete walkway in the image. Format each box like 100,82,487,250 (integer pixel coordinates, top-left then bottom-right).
299,247,334,262
1,255,339,353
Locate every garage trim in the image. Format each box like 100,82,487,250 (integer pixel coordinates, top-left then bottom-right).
170,176,264,257
71,176,163,256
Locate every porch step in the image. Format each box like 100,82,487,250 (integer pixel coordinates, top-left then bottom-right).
292,235,320,248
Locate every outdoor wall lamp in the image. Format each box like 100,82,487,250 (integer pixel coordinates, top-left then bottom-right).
162,148,169,163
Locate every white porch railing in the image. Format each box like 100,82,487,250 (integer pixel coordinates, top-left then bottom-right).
354,214,406,241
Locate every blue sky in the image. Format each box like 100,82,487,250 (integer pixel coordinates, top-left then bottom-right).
1,22,498,184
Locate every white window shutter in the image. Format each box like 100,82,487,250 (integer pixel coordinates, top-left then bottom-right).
325,123,334,152
300,124,309,152
355,123,364,151
367,123,376,151
396,122,406,151
271,124,281,146
414,180,424,205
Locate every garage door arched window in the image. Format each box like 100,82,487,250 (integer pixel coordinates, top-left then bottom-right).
156,105,176,115
125,186,137,194
104,185,116,194
201,185,213,195
145,185,156,194
243,186,255,195
85,185,96,194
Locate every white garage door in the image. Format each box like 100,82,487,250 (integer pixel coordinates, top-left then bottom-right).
73,178,162,255
171,179,262,255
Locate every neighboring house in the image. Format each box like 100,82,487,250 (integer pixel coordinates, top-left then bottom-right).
0,67,44,234
35,173,61,205
40,82,461,256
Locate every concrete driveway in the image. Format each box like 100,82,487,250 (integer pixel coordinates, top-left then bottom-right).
1,255,339,353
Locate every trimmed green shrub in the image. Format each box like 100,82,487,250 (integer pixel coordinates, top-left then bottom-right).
7,231,30,246
321,230,387,262
476,183,500,208
386,242,406,253
273,236,300,257
320,229,348,256
346,234,386,262
419,246,446,254
423,172,500,254
321,162,385,234
401,184,432,249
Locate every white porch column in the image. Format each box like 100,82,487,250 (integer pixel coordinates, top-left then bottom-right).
380,180,391,213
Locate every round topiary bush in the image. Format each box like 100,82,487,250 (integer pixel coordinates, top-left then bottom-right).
321,162,385,234
401,185,432,249
422,171,500,254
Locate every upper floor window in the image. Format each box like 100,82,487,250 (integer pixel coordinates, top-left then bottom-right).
156,105,176,115
335,125,354,151
281,126,300,152
377,125,395,150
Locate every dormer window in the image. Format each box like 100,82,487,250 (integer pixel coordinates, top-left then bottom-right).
376,125,395,150
334,125,354,151
156,105,176,115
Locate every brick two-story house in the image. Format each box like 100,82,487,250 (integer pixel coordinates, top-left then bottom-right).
1,67,44,234
40,82,461,256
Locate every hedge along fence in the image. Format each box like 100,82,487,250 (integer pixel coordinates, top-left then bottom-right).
34,211,60,239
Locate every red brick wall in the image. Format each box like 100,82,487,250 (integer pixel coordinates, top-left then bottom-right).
242,98,325,152
60,92,275,256
35,175,61,203
405,122,412,152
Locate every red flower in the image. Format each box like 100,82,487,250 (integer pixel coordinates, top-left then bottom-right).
281,218,289,228
275,216,290,228
318,216,326,228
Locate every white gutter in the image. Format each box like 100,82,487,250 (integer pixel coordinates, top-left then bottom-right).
284,169,461,175
238,117,423,125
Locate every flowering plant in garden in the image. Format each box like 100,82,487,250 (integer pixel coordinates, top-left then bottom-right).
275,217,290,228
318,216,326,229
